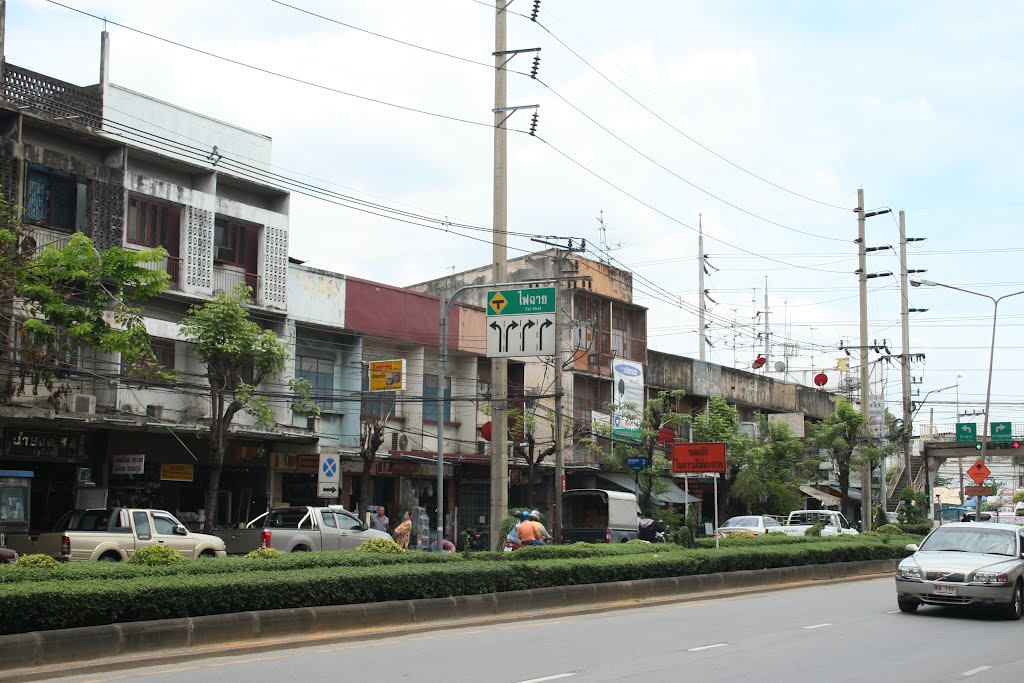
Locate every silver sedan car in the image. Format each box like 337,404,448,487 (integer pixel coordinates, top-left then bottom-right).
895,522,1024,619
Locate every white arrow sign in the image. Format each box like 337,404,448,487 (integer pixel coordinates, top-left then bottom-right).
486,314,555,358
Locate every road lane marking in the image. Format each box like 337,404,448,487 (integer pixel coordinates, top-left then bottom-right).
688,643,728,651
802,623,832,629
516,674,577,683
884,610,900,614
962,666,991,677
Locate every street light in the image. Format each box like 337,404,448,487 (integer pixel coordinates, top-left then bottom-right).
911,279,1024,521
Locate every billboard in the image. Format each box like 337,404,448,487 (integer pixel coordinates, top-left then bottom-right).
672,442,727,474
368,359,406,392
612,358,645,439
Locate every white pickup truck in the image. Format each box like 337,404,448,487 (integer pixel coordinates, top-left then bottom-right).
211,506,391,554
4,508,227,561
769,510,860,537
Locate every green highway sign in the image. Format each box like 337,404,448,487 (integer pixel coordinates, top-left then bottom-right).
955,423,977,444
991,421,1013,443
487,288,556,316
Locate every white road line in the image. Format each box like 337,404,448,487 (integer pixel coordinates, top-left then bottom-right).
962,665,991,677
802,623,832,629
884,610,900,614
516,674,577,683
688,643,728,652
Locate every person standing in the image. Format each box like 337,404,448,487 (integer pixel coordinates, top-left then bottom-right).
392,511,412,549
370,505,390,534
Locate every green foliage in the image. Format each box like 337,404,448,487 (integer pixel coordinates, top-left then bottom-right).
874,506,890,530
584,390,688,511
0,203,169,406
730,418,814,515
804,524,823,537
897,522,933,536
808,399,865,516
1013,490,1024,505
875,523,903,535
0,537,918,635
356,537,406,553
244,547,283,560
127,545,185,566
897,487,930,524
671,526,695,547
14,554,60,569
498,513,522,545
288,377,321,418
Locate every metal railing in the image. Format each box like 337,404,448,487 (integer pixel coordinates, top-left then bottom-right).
138,255,181,290
212,266,261,303
19,225,73,254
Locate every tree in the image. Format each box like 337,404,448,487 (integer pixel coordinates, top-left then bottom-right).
586,390,687,512
808,398,865,522
505,406,581,511
180,285,286,532
691,397,754,521
730,417,817,515
0,199,169,406
358,396,390,515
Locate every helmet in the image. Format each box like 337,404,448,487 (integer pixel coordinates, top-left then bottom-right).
529,510,541,521
518,511,530,520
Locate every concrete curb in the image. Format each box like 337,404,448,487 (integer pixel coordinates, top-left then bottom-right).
0,559,897,679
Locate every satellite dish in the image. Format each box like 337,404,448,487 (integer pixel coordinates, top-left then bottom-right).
774,361,786,372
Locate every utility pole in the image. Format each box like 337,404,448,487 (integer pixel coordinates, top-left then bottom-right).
490,0,509,551
763,279,770,366
698,215,706,362
899,210,913,486
857,189,871,532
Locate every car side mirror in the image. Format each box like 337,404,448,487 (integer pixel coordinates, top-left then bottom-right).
174,524,188,536
904,543,919,553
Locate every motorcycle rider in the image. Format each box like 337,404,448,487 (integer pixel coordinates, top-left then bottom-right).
638,511,667,542
529,510,553,543
516,510,546,546
505,510,529,549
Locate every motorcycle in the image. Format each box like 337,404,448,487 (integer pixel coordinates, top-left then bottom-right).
463,526,490,551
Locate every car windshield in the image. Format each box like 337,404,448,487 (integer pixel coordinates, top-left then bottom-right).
919,526,1017,556
722,516,760,528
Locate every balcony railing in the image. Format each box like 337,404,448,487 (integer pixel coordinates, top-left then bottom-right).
213,266,261,303
19,225,73,255
138,255,181,291
2,63,103,129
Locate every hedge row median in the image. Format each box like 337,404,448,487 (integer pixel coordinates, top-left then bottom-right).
0,536,914,635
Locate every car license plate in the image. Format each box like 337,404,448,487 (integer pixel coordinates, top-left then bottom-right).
933,584,957,596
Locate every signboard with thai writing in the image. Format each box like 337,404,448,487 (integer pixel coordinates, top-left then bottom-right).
5,430,83,460
486,288,557,358
112,454,146,475
672,442,727,474
369,359,406,392
160,464,194,482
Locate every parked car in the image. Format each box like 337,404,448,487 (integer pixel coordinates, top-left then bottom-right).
895,522,1024,618
560,489,640,543
769,510,859,537
4,508,226,562
715,515,783,538
212,506,391,554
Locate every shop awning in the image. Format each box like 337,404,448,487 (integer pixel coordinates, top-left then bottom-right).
800,485,841,507
596,472,701,505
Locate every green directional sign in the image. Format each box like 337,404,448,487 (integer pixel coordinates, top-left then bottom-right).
991,421,1013,443
956,423,977,444
487,287,556,316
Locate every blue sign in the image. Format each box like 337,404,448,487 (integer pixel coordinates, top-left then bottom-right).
626,457,648,471
322,458,337,478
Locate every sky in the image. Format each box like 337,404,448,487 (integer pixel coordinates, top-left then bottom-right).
7,0,1024,433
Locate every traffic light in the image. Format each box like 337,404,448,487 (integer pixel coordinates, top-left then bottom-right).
976,440,1023,450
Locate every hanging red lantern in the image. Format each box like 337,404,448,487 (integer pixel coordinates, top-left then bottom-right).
481,421,493,442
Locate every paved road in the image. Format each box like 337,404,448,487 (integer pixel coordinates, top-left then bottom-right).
45,578,1024,683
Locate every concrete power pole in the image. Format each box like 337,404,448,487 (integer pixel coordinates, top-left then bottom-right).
698,215,706,362
857,189,871,532
898,210,913,484
490,0,510,551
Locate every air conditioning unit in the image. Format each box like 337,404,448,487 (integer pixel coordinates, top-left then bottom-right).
72,393,96,414
146,404,164,420
398,434,409,450
213,245,235,263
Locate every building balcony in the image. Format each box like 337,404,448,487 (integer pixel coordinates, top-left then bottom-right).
2,63,103,129
213,265,261,304
138,254,182,291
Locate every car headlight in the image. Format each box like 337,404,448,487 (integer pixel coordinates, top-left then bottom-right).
897,566,922,580
972,571,1009,584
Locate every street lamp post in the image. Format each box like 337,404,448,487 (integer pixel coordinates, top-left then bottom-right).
911,279,1024,521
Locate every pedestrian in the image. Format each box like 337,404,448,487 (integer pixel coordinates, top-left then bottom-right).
370,505,390,533
392,511,412,549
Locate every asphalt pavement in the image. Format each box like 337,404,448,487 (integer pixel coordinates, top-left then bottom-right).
33,578,1024,683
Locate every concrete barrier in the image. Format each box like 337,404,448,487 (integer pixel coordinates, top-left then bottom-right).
0,559,895,673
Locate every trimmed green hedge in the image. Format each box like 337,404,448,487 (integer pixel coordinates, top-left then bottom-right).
0,538,911,635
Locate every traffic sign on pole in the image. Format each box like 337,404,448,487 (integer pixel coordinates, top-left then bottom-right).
968,459,991,485
991,421,1012,443
955,423,977,444
486,288,557,358
318,453,340,499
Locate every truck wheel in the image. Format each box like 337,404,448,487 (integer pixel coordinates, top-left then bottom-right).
292,546,310,552
897,598,918,613
199,550,217,558
99,552,121,562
